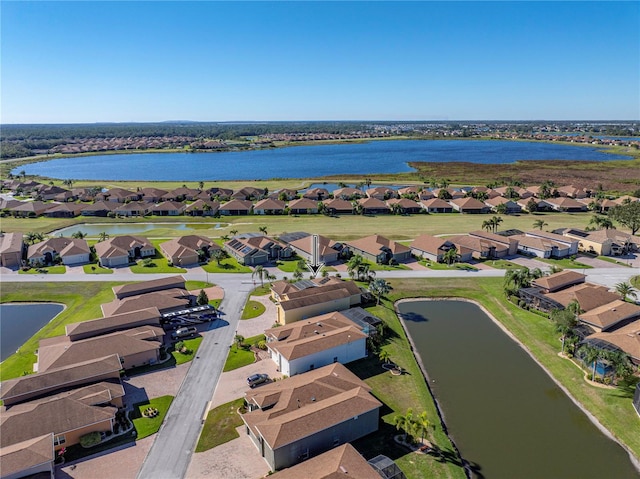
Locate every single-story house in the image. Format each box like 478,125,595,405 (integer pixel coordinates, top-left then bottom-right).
365,186,397,200
140,187,169,202
218,199,253,216
511,234,569,259
288,234,342,264
332,187,363,200
420,198,454,213
0,233,24,268
531,270,586,293
410,234,472,263
162,187,199,202
556,185,589,199
520,281,618,314
386,198,422,214
264,311,368,376
432,188,465,199
322,198,354,215
101,187,140,203
583,321,640,366
42,202,85,218
112,275,186,300
149,201,186,216
578,300,640,333
520,230,579,257
94,235,155,268
447,234,508,260
288,198,319,214
66,308,162,342
449,197,491,214
560,228,639,256
484,197,522,214
241,362,382,471
231,187,265,201
9,201,53,218
225,234,293,266
184,199,220,216
469,231,518,256
302,188,330,201
206,187,233,200
253,198,286,215
113,201,150,217
356,197,390,215
27,237,90,266
345,235,411,264
160,235,220,266
543,197,587,212
102,288,191,317
80,201,117,217
0,433,55,479
270,188,299,201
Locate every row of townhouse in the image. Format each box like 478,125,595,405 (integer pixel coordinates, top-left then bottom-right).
0,276,195,478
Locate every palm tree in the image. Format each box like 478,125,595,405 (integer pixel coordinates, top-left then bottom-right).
347,254,364,279
580,344,600,381
414,411,431,444
252,265,268,287
198,181,204,191
393,408,414,442
615,282,637,302
234,334,245,349
230,229,238,236
71,231,86,239
550,306,578,354
369,278,392,305
98,231,109,242
19,170,26,180
481,220,492,232
442,247,458,266
259,226,268,235
378,349,390,365
533,219,547,230
490,215,503,233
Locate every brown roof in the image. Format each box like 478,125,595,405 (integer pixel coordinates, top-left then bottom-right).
512,234,565,253
386,198,421,209
102,288,190,316
112,275,186,299
1,393,117,448
94,235,153,259
586,320,640,361
219,199,253,211
269,443,379,479
288,198,319,210
37,326,164,372
469,230,513,246
356,197,389,209
280,289,354,311
66,307,161,340
0,232,23,255
289,235,339,257
420,198,452,209
160,236,219,261
322,198,354,211
0,355,121,405
532,270,586,292
544,284,620,312
242,363,381,449
410,234,449,255
254,198,286,211
526,230,577,244
27,237,90,260
545,197,586,208
450,197,487,209
448,234,508,255
346,235,409,256
270,326,366,360
579,300,640,331
0,434,54,477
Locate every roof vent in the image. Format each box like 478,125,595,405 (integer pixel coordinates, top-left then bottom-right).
311,397,316,402
340,466,348,473
314,330,319,334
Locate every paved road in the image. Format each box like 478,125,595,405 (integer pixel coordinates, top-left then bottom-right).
136,279,253,479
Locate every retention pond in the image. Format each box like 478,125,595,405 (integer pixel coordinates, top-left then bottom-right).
397,299,639,478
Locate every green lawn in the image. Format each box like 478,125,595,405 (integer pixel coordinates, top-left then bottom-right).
241,300,266,320
195,398,245,452
631,275,640,288
19,265,66,274
171,336,203,365
276,259,303,273
368,261,411,272
0,282,120,380
250,285,272,296
481,259,523,270
537,257,592,269
131,396,174,439
184,280,216,290
129,241,187,274
83,264,114,274
223,334,265,372
201,258,251,273
419,260,453,270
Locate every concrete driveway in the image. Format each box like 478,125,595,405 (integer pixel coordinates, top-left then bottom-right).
186,426,270,479
209,358,281,410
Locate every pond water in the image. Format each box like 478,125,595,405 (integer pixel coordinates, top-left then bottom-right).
397,299,638,479
14,140,630,181
52,222,226,237
0,303,64,362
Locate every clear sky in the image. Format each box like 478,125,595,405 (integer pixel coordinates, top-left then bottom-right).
1,1,638,123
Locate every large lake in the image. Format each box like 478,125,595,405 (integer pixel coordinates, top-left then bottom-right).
0,303,64,362
14,140,630,181
397,299,639,479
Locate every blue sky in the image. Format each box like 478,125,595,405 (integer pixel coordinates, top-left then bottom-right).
1,1,638,123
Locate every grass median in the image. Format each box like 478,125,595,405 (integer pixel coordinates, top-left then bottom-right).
195,398,245,452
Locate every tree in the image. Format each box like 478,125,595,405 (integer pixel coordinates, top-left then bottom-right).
533,219,547,230
259,226,268,235
293,269,304,281
526,198,538,213
252,264,268,287
19,170,26,180
369,278,392,305
210,248,228,266
414,411,431,444
495,203,508,215
393,408,415,443
98,231,109,242
550,307,578,354
63,179,74,189
196,289,209,305
437,189,452,200
234,334,245,349
490,215,503,233
378,349,390,365
199,181,204,191
579,344,601,381
614,282,637,302
481,220,492,232
609,201,640,234
503,267,541,295
71,231,86,239
230,229,239,236
347,254,364,279
442,247,458,265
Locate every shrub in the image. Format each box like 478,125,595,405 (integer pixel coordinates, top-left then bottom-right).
79,431,102,448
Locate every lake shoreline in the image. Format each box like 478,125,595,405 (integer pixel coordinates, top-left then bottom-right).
396,296,640,474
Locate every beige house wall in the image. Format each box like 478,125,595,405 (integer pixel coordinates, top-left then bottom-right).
121,349,160,370
54,418,114,452
277,297,351,325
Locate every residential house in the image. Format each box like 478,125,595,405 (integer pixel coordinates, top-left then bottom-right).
264,311,368,376
397,185,422,198
365,186,397,200
559,228,639,256
271,188,299,201
520,281,619,314
484,197,522,214
34,185,69,201
80,200,117,217
288,198,319,215
232,187,265,201
556,185,589,199
449,197,490,214
149,201,186,216
531,271,586,293
66,308,162,341
0,433,55,479
93,235,155,268
268,443,382,479
113,201,150,217
9,201,52,218
102,289,191,316
288,234,342,264
410,234,472,263
303,188,330,201
345,235,411,264
517,198,552,212
163,187,199,202
253,198,286,215
225,234,293,266
386,198,422,214
469,231,518,256
140,187,169,202
417,189,435,201
241,362,382,471
583,321,640,366
37,326,165,372
101,188,140,203
432,188,465,199
160,235,220,266
112,275,186,300
332,187,363,200
0,233,24,268
543,197,587,212
206,187,233,200
420,198,454,213
184,199,220,216
218,199,253,216
42,202,84,218
322,198,354,215
27,238,90,266
271,277,362,325
578,301,640,333
447,234,508,260
356,197,390,215
517,230,579,258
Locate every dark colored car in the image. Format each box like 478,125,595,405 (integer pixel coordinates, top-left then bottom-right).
247,373,269,388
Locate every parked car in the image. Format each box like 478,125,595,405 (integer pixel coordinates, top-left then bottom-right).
171,326,197,340
247,373,269,388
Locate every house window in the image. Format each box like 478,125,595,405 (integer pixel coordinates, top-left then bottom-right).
54,434,66,446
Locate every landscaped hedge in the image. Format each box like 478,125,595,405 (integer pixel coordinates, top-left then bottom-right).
79,431,101,448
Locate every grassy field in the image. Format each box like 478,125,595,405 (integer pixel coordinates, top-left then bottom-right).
131,395,174,439
480,259,523,270
223,334,265,372
0,211,609,241
195,398,245,452
380,277,640,465
171,336,203,365
83,264,114,274
18,265,66,274
241,300,266,320
201,257,251,273
0,282,121,380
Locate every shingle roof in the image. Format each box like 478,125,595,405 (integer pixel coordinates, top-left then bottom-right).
346,235,409,256
410,234,449,255
544,284,620,313
27,237,90,260
102,289,190,316
254,198,286,211
532,270,585,292
66,307,161,340
0,434,54,477
112,275,186,299
579,300,640,331
585,320,640,361
0,232,23,255
270,326,366,360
